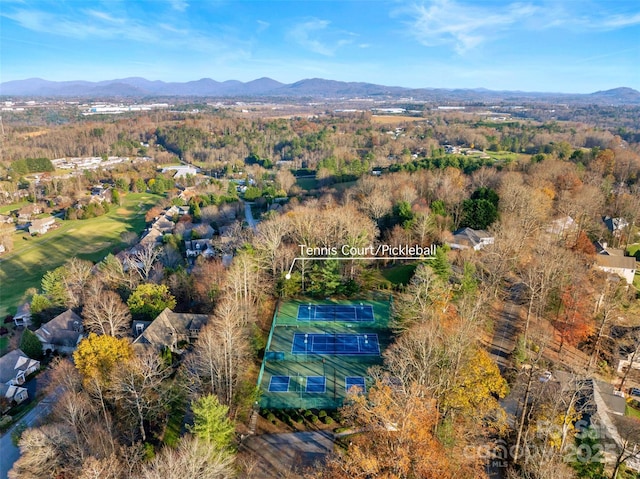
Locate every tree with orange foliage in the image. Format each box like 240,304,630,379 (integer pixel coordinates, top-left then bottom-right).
572,230,596,256
555,285,594,353
315,382,486,479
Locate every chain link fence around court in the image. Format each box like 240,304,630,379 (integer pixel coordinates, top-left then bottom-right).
257,296,392,410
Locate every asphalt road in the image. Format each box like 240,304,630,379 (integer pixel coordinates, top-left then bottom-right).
0,386,60,479
244,202,257,231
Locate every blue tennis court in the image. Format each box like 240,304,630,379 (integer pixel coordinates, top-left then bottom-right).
345,376,366,393
291,333,380,355
268,376,290,392
297,304,374,322
306,376,326,393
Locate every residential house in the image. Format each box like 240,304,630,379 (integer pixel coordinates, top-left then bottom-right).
594,254,637,285
13,302,32,327
0,348,40,386
133,308,211,352
0,348,40,406
28,216,56,235
17,204,42,223
35,309,84,354
603,216,629,236
546,216,577,238
161,165,199,179
617,351,640,376
448,227,494,251
185,239,215,258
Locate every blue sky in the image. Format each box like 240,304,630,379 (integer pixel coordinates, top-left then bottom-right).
1,0,639,93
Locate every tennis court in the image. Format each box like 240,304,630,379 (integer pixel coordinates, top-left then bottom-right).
297,304,374,322
345,376,366,393
257,296,392,409
268,376,290,393
291,333,380,355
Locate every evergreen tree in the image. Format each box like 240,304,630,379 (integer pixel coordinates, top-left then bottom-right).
20,328,43,360
188,394,235,450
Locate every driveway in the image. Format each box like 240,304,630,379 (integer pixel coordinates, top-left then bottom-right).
240,431,334,478
0,385,60,479
244,202,258,231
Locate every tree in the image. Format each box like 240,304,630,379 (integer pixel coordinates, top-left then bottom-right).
610,416,640,479
109,349,174,442
73,333,133,386
139,435,234,479
9,424,76,479
318,382,486,479
20,328,43,360
461,198,498,230
556,285,594,353
183,297,249,408
82,289,131,337
188,394,235,450
127,283,176,320
125,243,161,282
61,258,94,308
41,266,69,306
275,169,296,194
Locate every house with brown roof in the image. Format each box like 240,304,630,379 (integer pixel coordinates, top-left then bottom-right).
595,254,637,285
35,309,84,354
133,308,211,353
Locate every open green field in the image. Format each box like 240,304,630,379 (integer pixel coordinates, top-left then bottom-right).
296,177,317,191
0,202,30,215
381,263,417,285
258,296,392,410
0,193,162,318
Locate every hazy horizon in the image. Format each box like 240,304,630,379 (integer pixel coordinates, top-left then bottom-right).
2,0,639,94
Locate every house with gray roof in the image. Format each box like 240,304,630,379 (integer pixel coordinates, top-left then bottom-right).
448,227,494,251
133,308,211,353
13,302,32,327
35,309,84,354
0,348,40,406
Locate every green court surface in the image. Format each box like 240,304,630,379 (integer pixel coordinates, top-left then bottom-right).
258,296,392,410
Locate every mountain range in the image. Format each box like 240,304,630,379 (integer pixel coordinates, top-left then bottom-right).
1,77,639,104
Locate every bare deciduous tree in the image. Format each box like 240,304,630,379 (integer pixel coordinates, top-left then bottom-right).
82,289,131,337
139,435,234,479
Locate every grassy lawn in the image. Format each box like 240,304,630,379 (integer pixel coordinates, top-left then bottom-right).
296,177,317,191
380,263,417,286
0,193,162,318
0,201,31,215
627,243,640,257
626,403,640,419
0,336,8,356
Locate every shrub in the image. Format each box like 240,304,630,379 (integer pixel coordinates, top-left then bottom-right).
318,410,327,418
323,416,334,425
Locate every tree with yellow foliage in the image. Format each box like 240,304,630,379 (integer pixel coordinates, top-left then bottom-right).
73,333,133,385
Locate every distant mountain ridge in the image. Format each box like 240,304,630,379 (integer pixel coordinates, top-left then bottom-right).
1,77,639,104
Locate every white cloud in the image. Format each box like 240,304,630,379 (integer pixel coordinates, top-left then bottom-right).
399,0,539,54
256,20,270,32
168,0,189,12
288,18,354,56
